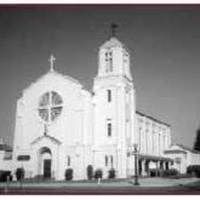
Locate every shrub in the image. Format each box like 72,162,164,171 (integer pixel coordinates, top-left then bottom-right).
87,165,93,180
187,165,200,177
15,168,25,181
150,169,161,177
65,168,73,180
0,171,12,182
108,168,116,179
162,168,179,177
94,169,103,179
33,175,44,181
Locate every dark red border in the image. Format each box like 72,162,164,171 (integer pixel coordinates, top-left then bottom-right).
0,4,200,11
0,3,200,195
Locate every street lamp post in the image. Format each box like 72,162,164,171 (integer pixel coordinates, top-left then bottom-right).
133,143,140,186
128,144,140,186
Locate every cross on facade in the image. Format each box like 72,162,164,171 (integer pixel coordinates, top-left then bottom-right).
110,23,118,37
49,54,56,72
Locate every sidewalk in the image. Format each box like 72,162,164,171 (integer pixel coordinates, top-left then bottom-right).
0,177,199,188
0,178,200,195
132,177,199,187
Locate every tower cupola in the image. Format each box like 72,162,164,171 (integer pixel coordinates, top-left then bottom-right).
97,24,132,81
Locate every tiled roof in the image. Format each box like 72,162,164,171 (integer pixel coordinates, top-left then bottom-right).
164,149,187,154
176,144,200,154
127,152,173,162
136,110,170,127
138,154,173,162
100,37,124,49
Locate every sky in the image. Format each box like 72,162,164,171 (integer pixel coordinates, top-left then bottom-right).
0,5,200,148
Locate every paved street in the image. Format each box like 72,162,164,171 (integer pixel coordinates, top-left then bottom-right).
0,177,200,194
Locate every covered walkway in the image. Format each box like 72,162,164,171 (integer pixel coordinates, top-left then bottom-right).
138,154,174,176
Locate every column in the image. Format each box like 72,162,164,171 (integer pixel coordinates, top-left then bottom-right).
159,161,163,176
141,159,146,176
155,161,159,176
160,161,163,170
163,161,166,170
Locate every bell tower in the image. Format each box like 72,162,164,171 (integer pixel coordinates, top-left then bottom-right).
93,24,136,178
97,24,132,81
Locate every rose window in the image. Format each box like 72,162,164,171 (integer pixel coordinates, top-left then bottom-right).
38,91,63,122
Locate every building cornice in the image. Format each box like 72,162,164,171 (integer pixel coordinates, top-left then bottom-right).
136,110,171,128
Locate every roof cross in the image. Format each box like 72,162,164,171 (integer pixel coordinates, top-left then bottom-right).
49,54,56,72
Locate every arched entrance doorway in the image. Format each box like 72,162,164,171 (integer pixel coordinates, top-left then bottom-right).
39,147,52,179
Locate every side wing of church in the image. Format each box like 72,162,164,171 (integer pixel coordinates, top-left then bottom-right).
0,33,200,180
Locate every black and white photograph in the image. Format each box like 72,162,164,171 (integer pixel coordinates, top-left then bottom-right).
0,3,200,195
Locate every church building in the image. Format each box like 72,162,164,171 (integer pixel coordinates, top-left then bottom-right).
1,27,200,180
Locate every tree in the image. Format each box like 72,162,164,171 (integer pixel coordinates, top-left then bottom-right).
193,128,200,151
87,165,93,180
187,165,200,177
65,168,73,180
108,168,116,179
15,168,25,181
94,169,103,179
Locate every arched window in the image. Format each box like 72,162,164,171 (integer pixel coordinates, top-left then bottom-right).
107,119,112,137
67,156,71,166
108,51,113,72
107,89,112,102
105,155,108,166
110,155,113,168
139,127,142,151
105,51,113,72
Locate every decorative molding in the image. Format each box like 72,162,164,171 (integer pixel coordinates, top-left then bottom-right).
31,134,62,145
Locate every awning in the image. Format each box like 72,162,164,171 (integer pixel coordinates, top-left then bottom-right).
138,154,173,162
